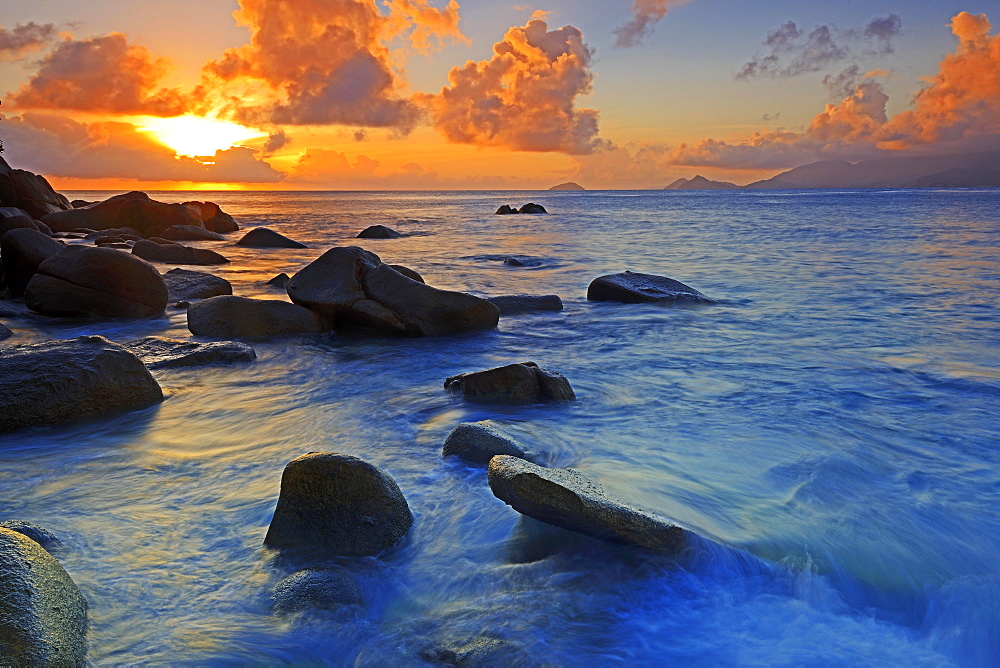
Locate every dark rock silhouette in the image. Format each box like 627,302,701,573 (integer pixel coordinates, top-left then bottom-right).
445,361,574,404
357,224,401,239
159,225,226,242
42,192,238,237
487,294,563,315
0,166,72,219
272,568,363,614
132,239,230,265
587,270,714,304
548,182,585,190
162,268,232,301
1,228,63,296
237,227,307,248
187,295,325,340
443,420,529,465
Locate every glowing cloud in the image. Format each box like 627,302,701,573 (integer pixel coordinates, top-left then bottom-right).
614,0,692,48
138,115,265,157
199,0,467,129
8,33,187,116
423,19,606,154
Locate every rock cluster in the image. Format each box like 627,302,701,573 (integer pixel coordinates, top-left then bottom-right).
495,203,547,214
287,246,498,337
41,192,237,237
0,161,72,219
445,361,575,404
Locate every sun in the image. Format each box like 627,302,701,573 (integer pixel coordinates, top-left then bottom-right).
140,115,264,157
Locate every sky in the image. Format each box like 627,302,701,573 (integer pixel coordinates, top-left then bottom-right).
0,0,998,190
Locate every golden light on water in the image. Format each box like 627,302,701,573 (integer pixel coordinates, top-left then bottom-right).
139,115,263,157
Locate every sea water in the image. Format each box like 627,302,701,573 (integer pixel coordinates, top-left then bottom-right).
1,188,998,665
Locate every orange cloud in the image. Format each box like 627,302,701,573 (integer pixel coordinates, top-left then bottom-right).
1,112,283,183
615,0,692,48
199,0,467,130
422,19,606,154
7,33,187,116
0,22,58,61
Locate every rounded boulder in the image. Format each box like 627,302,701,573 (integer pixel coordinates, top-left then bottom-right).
187,295,325,340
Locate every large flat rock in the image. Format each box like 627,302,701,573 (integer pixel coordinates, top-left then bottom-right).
122,336,256,369
487,456,686,552
587,271,714,304
0,335,163,433
187,295,325,340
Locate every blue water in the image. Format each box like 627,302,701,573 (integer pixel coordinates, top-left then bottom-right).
1,188,998,664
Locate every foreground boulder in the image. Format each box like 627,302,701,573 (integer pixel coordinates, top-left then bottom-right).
187,295,325,340
132,239,229,265
487,294,563,315
26,246,168,318
587,271,714,304
357,225,400,239
0,528,88,665
162,267,232,301
287,246,498,337
444,362,574,403
0,336,163,434
443,420,529,465
0,167,72,219
264,453,413,556
272,568,362,614
488,456,686,552
237,227,307,248
122,336,256,369
159,225,226,242
41,192,238,237
1,228,63,296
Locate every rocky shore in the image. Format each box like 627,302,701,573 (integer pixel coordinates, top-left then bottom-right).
0,160,720,662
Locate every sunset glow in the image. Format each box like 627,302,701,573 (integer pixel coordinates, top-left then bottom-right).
138,115,264,158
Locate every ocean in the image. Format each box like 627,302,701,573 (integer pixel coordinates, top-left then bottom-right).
1,188,998,664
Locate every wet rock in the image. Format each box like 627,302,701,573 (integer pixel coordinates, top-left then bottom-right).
162,267,232,301
264,452,413,556
0,207,39,238
0,168,72,219
357,224,400,239
495,205,517,215
237,227,307,248
518,203,547,214
101,243,132,250
132,239,230,265
444,362,575,404
487,456,686,552
84,227,143,241
159,225,226,242
94,235,126,246
0,323,11,341
187,295,325,340
265,273,290,289
486,294,563,315
25,245,168,318
184,200,239,234
0,521,61,551
122,336,256,369
0,228,63,296
429,637,535,668
587,270,714,304
0,303,25,317
0,528,88,665
271,568,362,614
388,264,423,283
0,335,163,434
442,420,529,465
287,246,498,337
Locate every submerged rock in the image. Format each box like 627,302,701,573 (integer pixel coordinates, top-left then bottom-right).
265,273,290,289
122,336,256,369
236,227,307,249
487,456,686,552
0,335,163,433
159,225,226,242
25,245,168,318
0,528,88,665
264,452,413,556
0,520,61,551
272,568,363,614
132,239,230,265
444,362,575,404
287,246,498,337
162,267,232,301
587,270,714,304
442,420,529,465
187,296,325,340
357,224,401,239
428,637,535,668
518,203,547,214
486,294,563,315
0,227,63,296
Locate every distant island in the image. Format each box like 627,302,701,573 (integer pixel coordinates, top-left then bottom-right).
664,150,1000,190
548,182,586,191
